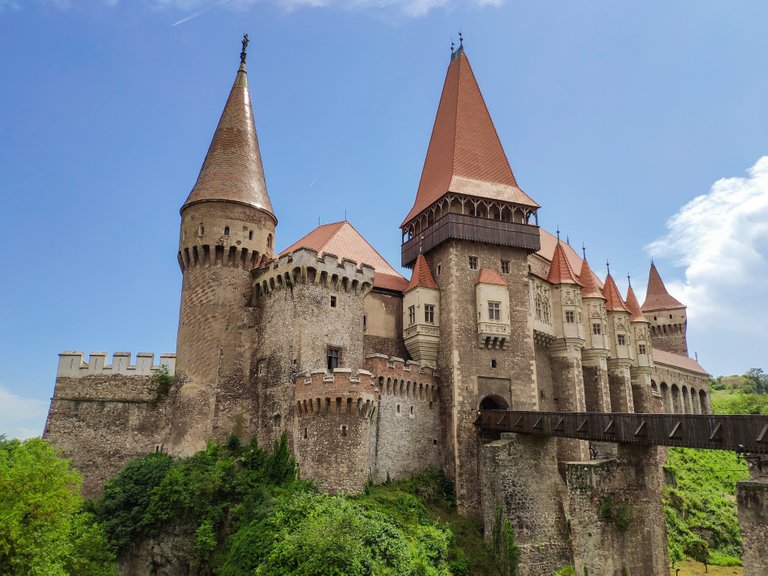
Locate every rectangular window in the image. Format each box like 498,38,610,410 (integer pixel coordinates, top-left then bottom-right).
592,323,601,335
330,295,337,308
639,344,647,355
501,260,510,274
327,347,341,371
617,334,626,346
565,311,575,323
424,304,435,324
469,256,478,270
488,301,501,321
408,305,416,325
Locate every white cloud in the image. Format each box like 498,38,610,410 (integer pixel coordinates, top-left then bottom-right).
0,385,49,440
646,156,768,371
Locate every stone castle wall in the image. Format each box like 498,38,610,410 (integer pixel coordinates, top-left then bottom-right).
44,352,175,498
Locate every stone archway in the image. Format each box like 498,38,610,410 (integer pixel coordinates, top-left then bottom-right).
479,394,510,411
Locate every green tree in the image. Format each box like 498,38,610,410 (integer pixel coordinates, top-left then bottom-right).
0,437,116,576
743,368,768,394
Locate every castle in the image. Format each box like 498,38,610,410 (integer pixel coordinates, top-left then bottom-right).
43,38,714,574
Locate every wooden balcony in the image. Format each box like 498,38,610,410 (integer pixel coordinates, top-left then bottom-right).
401,213,541,267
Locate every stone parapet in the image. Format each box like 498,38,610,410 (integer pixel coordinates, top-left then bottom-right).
57,352,176,378
252,248,374,299
295,368,377,418
364,354,438,402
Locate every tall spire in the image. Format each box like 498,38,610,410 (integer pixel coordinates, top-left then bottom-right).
625,282,647,322
182,35,275,220
602,273,629,312
402,48,538,226
406,254,438,292
547,240,581,285
641,262,685,311
578,258,604,299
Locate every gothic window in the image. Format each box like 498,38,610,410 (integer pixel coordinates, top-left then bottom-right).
542,300,551,323
617,334,626,346
535,296,542,321
469,256,478,270
565,310,575,323
639,344,647,355
488,301,501,321
424,304,435,324
408,305,416,325
592,323,601,335
224,226,230,236
501,260,510,274
327,347,341,370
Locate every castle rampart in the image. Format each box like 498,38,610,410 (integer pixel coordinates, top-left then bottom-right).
57,351,176,378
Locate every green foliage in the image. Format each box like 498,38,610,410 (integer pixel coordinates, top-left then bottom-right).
598,495,630,533
0,437,117,575
663,447,749,566
742,368,768,394
712,389,768,415
152,365,175,403
491,507,519,576
552,566,576,576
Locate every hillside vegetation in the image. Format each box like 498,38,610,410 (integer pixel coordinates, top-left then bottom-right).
663,368,767,569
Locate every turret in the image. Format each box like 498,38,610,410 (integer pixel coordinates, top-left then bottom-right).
625,279,654,412
578,257,611,412
641,262,688,356
403,255,440,365
172,36,276,453
602,270,634,412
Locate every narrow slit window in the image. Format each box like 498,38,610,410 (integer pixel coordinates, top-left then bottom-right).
330,295,337,308
224,226,230,236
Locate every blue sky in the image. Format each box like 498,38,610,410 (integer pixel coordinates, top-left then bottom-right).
1,1,767,439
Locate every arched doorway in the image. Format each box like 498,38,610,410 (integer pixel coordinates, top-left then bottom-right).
479,395,510,411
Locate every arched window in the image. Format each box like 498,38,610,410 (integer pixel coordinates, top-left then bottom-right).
267,234,273,249
248,230,254,240
198,224,205,236
224,226,230,236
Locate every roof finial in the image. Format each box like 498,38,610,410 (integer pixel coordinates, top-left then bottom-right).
627,273,632,287
458,30,463,49
606,260,611,275
240,33,249,65
566,235,570,246
582,243,586,260
450,36,455,55
556,227,560,241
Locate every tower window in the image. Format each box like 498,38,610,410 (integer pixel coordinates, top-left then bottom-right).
198,224,205,236
341,425,347,437
491,359,497,369
408,305,416,325
424,304,435,324
267,234,273,249
469,256,478,270
330,295,337,308
248,230,254,240
182,230,187,241
565,311,575,323
224,226,230,236
501,260,510,274
592,323,601,335
488,301,501,321
617,334,626,346
639,344,647,355
327,347,341,370
437,264,442,275
363,315,367,331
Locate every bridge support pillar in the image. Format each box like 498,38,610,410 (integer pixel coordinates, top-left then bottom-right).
566,444,668,576
480,433,573,576
737,456,768,576
550,341,589,463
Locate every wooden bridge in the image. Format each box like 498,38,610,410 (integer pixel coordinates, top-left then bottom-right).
477,410,768,454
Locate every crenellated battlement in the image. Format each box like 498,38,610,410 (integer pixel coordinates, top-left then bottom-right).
178,243,263,272
364,354,438,402
56,352,176,378
252,248,375,299
295,367,377,418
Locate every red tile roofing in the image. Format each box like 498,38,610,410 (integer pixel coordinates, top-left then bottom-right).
602,274,629,312
402,50,538,227
476,268,508,286
642,262,685,311
578,258,605,299
537,229,586,277
652,349,708,375
183,63,275,219
406,255,438,292
547,240,582,285
625,284,647,322
280,221,407,291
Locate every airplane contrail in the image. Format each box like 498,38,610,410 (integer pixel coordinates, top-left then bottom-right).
172,0,230,26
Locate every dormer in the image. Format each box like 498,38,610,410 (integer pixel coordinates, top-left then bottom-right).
476,268,510,348
402,255,440,366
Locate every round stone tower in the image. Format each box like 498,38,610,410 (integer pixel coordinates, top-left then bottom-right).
172,37,277,454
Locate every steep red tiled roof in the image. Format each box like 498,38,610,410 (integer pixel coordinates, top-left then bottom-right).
183,62,275,219
406,255,438,292
653,349,708,375
536,229,585,276
625,284,647,322
402,50,538,227
476,268,508,286
547,240,582,285
642,262,685,312
577,258,605,299
602,274,629,312
280,221,406,291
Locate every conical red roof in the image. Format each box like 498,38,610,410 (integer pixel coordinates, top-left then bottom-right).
642,262,685,311
547,240,582,285
402,49,538,227
183,62,275,219
406,255,438,292
602,274,629,312
578,258,604,299
625,284,647,322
